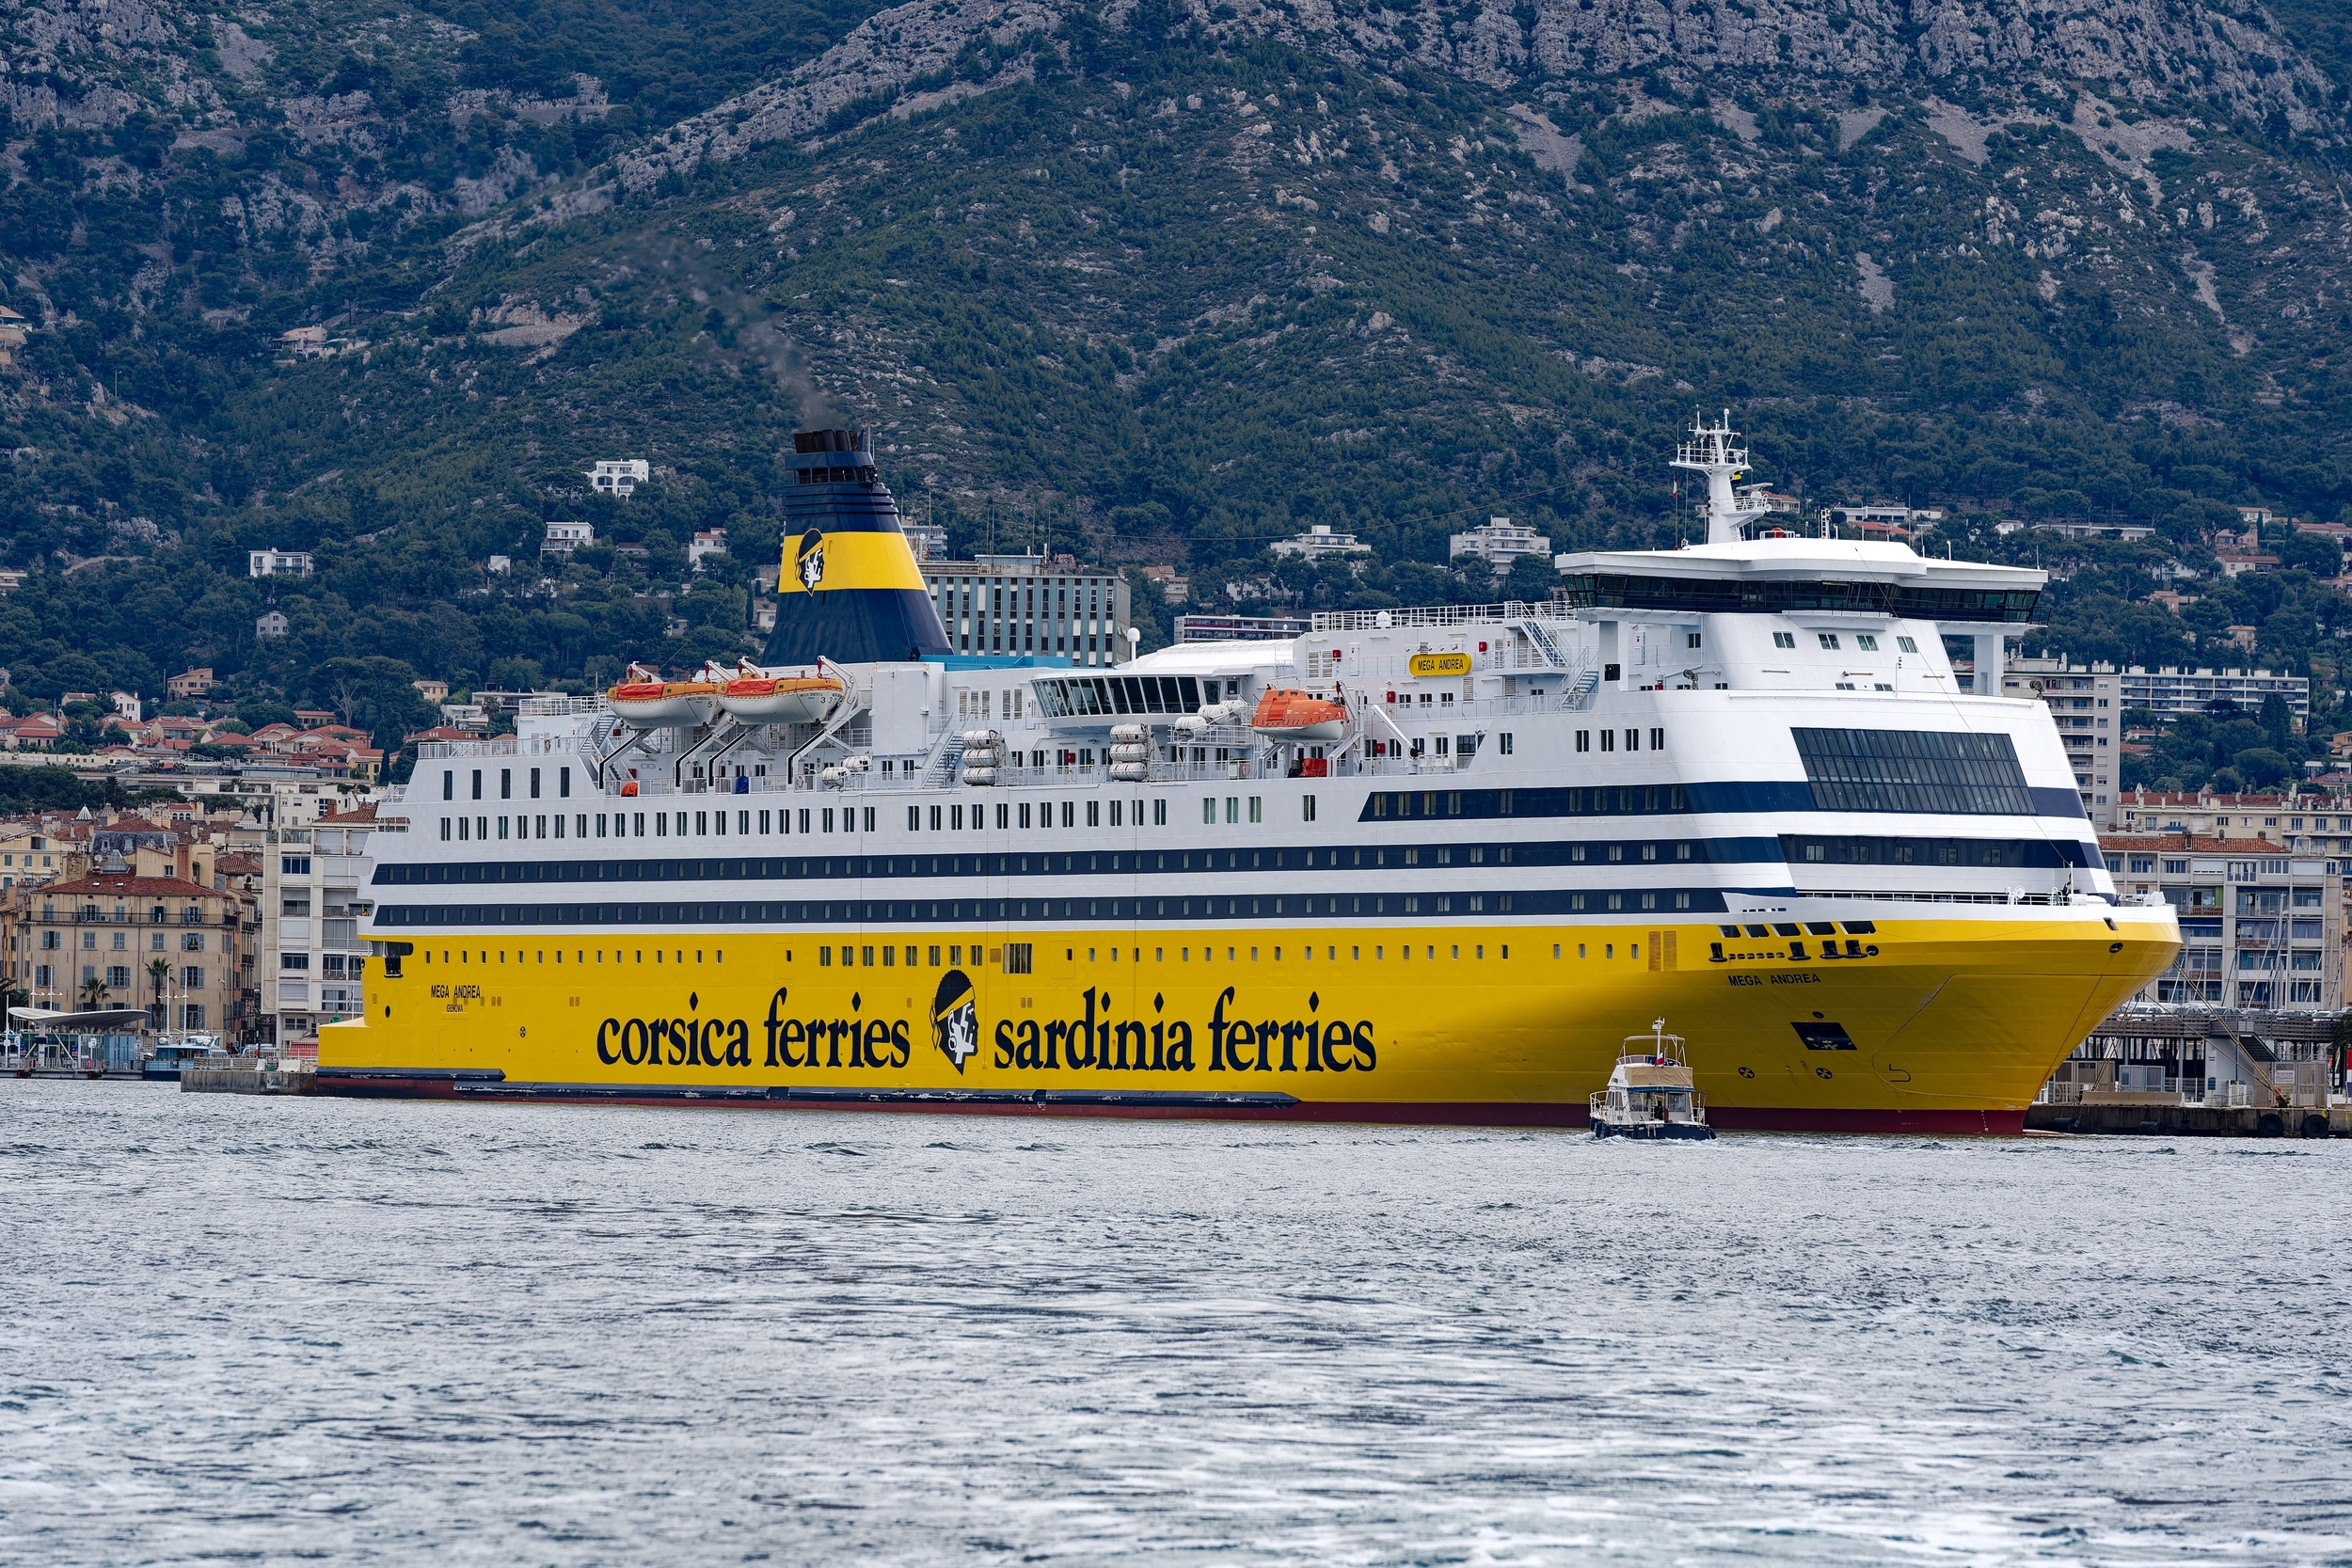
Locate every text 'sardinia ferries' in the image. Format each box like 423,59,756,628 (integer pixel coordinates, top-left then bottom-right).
322,420,2180,1132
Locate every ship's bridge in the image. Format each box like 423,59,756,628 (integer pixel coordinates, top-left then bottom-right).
1553,537,2044,697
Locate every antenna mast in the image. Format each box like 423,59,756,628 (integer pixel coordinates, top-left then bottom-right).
1670,409,1773,546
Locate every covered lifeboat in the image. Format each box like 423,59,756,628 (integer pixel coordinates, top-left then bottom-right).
718,670,845,724
606,665,723,726
1249,688,1347,742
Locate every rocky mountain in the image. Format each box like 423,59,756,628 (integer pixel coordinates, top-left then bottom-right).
3,0,2351,726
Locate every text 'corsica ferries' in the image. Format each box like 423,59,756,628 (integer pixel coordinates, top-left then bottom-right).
322,420,2179,1132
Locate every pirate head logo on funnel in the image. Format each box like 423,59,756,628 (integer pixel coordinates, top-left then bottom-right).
931,970,977,1074
793,529,827,591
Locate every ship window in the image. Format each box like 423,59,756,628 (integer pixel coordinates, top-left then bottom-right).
1897,636,1919,653
1772,923,1802,937
1575,731,1588,752
1773,632,1796,649
1804,922,1836,935
1720,926,1740,938
1817,634,1840,650
1855,635,1879,652
1840,921,1876,934
1792,728,2033,816
1744,925,1768,937
442,769,453,800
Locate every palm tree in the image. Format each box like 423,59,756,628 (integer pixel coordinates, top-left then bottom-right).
148,957,170,1033
79,974,111,1011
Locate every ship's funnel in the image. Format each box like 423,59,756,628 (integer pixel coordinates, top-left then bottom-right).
761,428,950,666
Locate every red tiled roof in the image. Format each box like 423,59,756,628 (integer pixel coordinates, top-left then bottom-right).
40,872,219,897
2099,833,2293,853
314,801,380,825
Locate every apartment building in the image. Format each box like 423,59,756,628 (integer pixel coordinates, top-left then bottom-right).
1447,517,1552,569
1269,525,1375,562
2118,665,2310,720
0,825,75,890
2107,790,2352,855
262,802,380,1042
2105,834,2341,1011
248,547,315,578
586,459,648,497
19,869,250,1035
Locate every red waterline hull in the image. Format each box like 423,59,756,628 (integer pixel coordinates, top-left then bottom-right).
315,1073,2026,1134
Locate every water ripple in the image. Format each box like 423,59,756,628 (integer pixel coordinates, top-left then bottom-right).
3,1081,2348,1564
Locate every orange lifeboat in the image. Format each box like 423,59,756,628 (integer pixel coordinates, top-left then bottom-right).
1250,688,1347,742
718,673,845,724
606,665,723,726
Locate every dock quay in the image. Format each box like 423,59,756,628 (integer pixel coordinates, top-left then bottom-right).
2031,1006,2346,1136
2028,1101,2349,1136
182,1059,316,1095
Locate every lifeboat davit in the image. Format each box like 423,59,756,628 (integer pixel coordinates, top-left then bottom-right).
719,673,845,724
1250,688,1347,742
607,678,723,726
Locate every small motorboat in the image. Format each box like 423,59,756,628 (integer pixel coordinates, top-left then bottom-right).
606,663,722,726
1250,687,1347,741
717,669,844,723
1589,1021,1716,1140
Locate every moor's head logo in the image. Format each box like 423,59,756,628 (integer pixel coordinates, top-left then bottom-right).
794,529,827,591
931,970,977,1074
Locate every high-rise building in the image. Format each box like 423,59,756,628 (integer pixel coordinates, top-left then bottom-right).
1999,657,2121,828
262,802,381,1043
921,554,1132,665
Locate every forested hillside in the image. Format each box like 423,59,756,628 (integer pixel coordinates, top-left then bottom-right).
5,0,2352,777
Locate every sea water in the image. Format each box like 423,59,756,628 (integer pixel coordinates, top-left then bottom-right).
3,1080,2347,1565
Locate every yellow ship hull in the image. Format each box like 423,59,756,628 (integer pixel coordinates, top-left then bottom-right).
322,903,2180,1133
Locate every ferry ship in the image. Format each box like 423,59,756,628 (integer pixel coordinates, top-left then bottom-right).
321,420,2181,1132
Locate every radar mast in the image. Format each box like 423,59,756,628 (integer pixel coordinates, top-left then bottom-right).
1672,410,1773,545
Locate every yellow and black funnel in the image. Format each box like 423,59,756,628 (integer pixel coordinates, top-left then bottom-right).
762,428,951,666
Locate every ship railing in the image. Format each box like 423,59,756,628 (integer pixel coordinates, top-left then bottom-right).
1368,691,1598,720
636,776,796,798
417,734,593,761
1792,888,2063,906
518,695,608,718
418,737,516,760
1356,755,1491,777
1312,600,1579,632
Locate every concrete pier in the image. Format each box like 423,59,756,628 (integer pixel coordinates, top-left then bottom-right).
182,1061,316,1096
2027,1101,2348,1137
